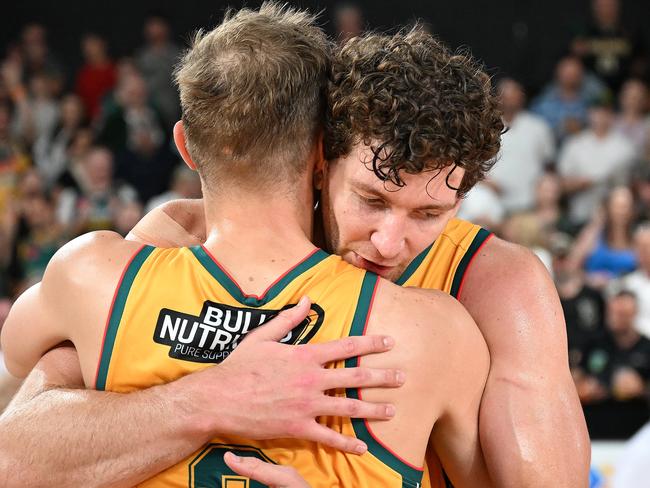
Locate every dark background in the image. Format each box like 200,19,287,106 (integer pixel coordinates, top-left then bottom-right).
2,0,649,96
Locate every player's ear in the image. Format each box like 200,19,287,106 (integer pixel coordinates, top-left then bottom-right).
173,121,197,171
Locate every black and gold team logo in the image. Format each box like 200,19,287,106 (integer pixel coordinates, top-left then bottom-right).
153,301,324,363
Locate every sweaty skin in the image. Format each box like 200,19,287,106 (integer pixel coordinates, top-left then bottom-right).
1,122,492,487
1,230,490,487
135,197,592,488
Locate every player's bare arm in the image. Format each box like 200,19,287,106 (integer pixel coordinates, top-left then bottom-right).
363,282,493,488
460,236,590,488
0,232,403,487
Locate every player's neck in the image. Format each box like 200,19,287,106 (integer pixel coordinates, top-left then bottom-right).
200,183,318,295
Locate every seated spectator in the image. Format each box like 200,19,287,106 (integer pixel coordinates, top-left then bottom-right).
6,188,68,294
570,0,647,93
571,186,638,287
145,165,201,213
114,200,144,237
503,171,579,241
0,103,30,220
53,126,94,227
574,290,650,439
136,13,180,129
74,33,117,122
19,23,64,96
32,94,87,187
531,55,608,142
616,223,650,338
456,182,505,233
501,211,553,274
96,73,175,202
558,97,636,225
613,78,649,158
553,233,606,367
5,67,59,146
631,165,650,223
64,146,137,235
488,78,555,213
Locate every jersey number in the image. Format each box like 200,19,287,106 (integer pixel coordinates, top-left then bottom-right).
189,444,274,488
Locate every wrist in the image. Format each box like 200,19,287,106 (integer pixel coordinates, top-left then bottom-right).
166,366,232,442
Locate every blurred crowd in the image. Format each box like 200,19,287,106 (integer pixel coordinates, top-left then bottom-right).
457,0,650,440
1,0,650,440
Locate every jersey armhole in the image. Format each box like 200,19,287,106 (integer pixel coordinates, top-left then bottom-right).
449,228,493,300
94,245,155,390
345,272,425,486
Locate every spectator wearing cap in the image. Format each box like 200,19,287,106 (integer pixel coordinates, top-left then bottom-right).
574,290,650,438
616,224,650,338
558,96,636,225
487,78,555,213
531,55,608,142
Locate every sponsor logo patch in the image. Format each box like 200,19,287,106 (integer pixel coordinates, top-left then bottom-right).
153,301,324,363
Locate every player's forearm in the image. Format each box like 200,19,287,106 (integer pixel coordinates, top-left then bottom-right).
0,380,211,488
479,371,590,488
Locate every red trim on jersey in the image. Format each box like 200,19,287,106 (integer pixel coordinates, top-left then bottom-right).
357,278,424,473
456,233,494,301
200,245,321,300
93,244,146,388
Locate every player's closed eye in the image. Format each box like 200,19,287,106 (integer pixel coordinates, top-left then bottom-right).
358,194,386,209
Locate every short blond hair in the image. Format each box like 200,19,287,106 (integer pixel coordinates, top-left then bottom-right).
175,2,331,189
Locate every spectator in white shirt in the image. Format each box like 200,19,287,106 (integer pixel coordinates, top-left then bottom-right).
489,78,555,213
558,97,637,225
457,181,505,231
613,78,649,158
617,223,650,338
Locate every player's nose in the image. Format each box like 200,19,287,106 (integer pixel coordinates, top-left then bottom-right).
370,219,405,261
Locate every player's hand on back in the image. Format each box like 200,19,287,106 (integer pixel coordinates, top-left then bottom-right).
225,452,309,488
183,297,404,455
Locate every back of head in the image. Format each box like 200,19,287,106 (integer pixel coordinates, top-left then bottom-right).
325,27,503,197
175,2,331,191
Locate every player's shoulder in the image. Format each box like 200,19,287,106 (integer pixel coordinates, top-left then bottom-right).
44,230,143,291
465,235,550,290
373,279,483,355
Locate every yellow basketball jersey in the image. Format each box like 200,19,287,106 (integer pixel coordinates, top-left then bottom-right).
95,245,424,488
397,218,492,297
400,218,492,488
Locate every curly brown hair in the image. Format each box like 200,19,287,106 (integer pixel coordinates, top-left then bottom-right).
324,28,503,197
